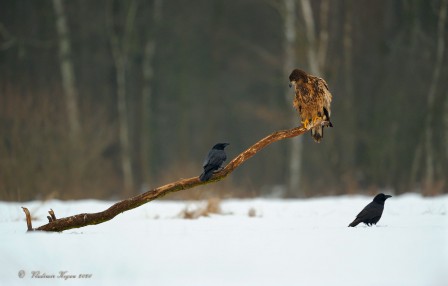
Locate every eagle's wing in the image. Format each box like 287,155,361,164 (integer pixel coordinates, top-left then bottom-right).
315,77,332,127
317,77,332,110
305,75,333,142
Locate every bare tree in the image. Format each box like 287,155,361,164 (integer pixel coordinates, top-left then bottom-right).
108,0,139,196
285,0,330,196
281,0,303,197
52,0,81,141
424,0,447,193
279,0,331,197
141,0,163,189
299,0,319,75
317,0,329,72
445,90,448,160
299,0,330,74
341,0,356,192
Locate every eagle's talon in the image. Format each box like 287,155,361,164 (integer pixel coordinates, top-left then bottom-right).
312,116,321,126
301,120,311,129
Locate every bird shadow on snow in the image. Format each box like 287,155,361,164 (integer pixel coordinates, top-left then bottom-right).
353,225,389,228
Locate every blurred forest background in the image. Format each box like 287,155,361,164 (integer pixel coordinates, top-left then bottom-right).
1,0,448,201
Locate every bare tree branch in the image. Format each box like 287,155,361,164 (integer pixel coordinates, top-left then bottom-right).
21,207,33,231
22,123,324,232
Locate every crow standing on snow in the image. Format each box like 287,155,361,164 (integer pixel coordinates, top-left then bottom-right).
348,193,392,227
199,143,229,182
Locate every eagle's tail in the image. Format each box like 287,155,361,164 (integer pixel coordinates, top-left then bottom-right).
311,112,333,143
311,126,324,143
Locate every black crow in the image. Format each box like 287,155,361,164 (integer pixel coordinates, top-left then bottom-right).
199,143,229,182
348,193,392,227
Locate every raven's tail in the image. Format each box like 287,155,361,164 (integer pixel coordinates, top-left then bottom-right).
199,170,213,182
348,219,361,227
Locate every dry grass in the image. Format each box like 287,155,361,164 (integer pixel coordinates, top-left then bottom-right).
0,86,117,200
248,207,257,217
179,198,222,219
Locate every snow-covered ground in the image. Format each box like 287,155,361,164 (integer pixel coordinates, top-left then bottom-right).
0,194,447,286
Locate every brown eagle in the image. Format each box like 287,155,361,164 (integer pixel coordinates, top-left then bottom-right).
289,69,333,143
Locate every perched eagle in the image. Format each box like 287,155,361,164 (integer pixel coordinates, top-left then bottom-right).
289,69,333,143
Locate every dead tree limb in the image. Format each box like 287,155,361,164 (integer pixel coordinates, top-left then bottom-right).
21,207,33,231
22,123,322,232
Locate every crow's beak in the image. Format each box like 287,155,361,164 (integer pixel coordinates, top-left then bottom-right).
385,195,392,199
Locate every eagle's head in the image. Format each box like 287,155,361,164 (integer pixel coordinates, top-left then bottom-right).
289,69,308,88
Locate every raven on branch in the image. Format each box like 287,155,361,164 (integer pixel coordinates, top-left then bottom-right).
199,143,229,182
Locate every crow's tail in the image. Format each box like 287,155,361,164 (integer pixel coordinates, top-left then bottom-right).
199,170,213,182
348,219,361,227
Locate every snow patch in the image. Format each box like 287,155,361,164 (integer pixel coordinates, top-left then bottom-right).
1,195,447,286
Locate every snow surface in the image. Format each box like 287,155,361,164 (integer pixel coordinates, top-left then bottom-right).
0,194,447,286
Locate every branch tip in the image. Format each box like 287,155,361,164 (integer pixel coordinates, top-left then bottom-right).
21,207,33,231
48,209,57,221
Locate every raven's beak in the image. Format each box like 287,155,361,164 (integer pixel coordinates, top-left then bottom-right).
385,195,392,199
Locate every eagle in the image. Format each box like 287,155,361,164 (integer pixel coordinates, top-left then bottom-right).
289,69,333,143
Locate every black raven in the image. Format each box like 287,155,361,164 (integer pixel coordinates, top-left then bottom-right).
348,193,392,227
199,143,229,182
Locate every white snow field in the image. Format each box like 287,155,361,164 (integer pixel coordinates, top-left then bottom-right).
0,194,447,286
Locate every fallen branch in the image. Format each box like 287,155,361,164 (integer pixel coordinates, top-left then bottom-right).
22,123,322,232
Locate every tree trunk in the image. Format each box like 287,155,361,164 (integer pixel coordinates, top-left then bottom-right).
317,0,329,71
299,0,319,75
283,0,330,197
141,0,163,189
108,0,138,196
282,0,303,197
52,0,81,141
296,0,329,196
445,91,448,160
115,53,134,196
341,0,356,192
424,0,447,193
